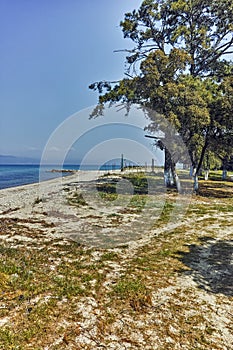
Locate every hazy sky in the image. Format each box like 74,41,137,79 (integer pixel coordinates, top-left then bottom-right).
0,0,145,162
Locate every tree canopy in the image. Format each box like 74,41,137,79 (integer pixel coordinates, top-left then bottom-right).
90,0,233,188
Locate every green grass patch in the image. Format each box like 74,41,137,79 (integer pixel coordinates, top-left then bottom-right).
112,277,148,300
67,191,87,206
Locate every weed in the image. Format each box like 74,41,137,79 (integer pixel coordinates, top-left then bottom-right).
113,277,147,299
100,252,119,261
99,191,118,201
33,197,42,205
0,328,23,349
67,191,87,206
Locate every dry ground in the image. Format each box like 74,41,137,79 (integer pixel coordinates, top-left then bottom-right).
0,172,232,349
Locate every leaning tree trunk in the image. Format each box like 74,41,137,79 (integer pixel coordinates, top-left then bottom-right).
191,164,199,192
193,139,209,193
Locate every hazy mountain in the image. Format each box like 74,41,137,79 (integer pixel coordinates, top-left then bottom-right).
0,155,39,164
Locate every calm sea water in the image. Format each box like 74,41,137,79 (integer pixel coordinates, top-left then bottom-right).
0,164,120,190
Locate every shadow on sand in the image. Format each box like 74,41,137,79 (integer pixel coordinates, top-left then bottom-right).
177,237,233,296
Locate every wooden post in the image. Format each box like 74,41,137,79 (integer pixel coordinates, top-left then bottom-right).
152,158,155,172
121,154,124,172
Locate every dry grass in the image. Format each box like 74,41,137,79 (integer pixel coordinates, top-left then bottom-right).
0,173,232,349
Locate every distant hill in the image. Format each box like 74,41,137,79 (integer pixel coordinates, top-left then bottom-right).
0,155,39,164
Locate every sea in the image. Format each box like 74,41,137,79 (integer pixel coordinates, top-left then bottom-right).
0,164,121,190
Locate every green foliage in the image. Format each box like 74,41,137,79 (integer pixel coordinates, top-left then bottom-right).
119,0,233,76
67,191,87,206
90,0,233,187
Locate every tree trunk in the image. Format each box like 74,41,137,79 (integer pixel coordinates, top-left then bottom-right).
194,139,209,192
222,156,228,180
204,152,210,180
164,147,171,187
171,160,177,185
190,165,197,177
164,148,175,187
196,142,208,176
194,174,199,192
204,169,209,180
164,147,179,188
175,173,181,192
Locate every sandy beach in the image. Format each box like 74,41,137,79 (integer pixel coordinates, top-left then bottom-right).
0,170,104,214
0,170,119,245
0,168,174,248
0,171,232,349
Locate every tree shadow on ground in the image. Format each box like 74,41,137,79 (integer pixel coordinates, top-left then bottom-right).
177,237,233,296
198,181,233,198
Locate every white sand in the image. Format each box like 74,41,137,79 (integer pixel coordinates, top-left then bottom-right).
0,170,108,213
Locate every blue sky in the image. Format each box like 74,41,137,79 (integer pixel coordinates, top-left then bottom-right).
0,0,146,162
2,1,230,166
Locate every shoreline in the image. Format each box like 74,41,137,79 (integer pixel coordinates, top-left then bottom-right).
0,164,122,191
0,164,157,191
0,168,164,248
0,169,114,193
0,170,120,227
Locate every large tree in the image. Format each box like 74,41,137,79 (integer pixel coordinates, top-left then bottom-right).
90,0,233,190
208,75,233,179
